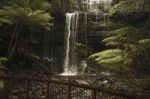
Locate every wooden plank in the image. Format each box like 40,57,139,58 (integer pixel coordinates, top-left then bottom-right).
65,85,71,99
25,79,29,99
46,81,50,99
91,90,96,99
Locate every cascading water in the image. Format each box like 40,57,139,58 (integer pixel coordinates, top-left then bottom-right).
80,0,112,12
62,0,112,75
63,13,79,75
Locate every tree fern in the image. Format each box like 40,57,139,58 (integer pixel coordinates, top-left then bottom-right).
89,0,150,74
0,0,53,71
0,7,52,30
89,26,150,70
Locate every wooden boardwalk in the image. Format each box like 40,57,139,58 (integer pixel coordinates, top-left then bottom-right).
0,76,145,99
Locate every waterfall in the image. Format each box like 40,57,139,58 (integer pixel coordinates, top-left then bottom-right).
80,0,112,12
84,12,88,48
62,0,113,75
63,13,79,75
81,60,87,74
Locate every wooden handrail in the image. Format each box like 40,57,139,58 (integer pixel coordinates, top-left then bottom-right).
0,76,146,99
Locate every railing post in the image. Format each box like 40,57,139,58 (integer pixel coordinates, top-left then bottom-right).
65,85,71,99
25,79,29,99
91,90,96,99
45,81,50,99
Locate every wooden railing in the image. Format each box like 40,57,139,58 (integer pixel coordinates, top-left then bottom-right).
0,76,145,99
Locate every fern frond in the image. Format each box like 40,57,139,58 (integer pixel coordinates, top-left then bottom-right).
138,39,150,48
4,0,50,10
113,27,138,37
110,0,150,14
0,57,7,76
89,49,124,59
0,6,52,30
89,49,128,62
89,49,133,68
24,52,40,60
139,39,150,44
0,66,7,70
98,55,132,65
103,36,139,45
102,27,143,49
0,57,8,62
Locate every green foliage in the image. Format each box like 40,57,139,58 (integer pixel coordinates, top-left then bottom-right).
0,0,50,10
0,57,8,62
89,0,150,74
103,27,150,48
75,43,90,58
89,49,132,69
0,7,52,31
139,39,150,46
0,0,53,72
51,0,72,13
24,52,40,61
0,57,8,76
89,26,150,71
0,0,53,31
0,57,7,91
110,0,150,14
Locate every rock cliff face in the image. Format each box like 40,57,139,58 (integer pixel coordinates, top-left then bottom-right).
77,12,111,50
